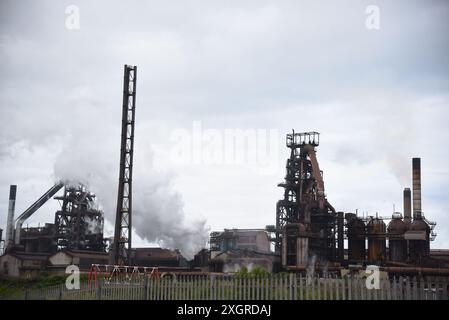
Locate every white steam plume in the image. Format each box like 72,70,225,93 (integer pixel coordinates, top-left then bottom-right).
53,132,209,259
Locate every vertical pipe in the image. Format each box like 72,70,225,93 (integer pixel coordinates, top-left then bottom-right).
403,188,412,223
5,185,17,251
337,212,344,262
412,158,422,219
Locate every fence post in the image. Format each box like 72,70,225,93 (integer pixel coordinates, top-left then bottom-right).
58,284,63,300
143,275,149,300
443,278,448,300
210,275,215,300
96,280,102,300
345,277,349,300
311,276,315,300
315,277,320,300
289,273,294,300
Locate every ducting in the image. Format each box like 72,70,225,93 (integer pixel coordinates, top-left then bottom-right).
14,182,63,246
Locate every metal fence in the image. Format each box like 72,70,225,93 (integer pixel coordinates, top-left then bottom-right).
9,274,449,300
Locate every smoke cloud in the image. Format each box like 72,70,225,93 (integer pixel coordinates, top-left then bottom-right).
385,152,411,187
53,129,209,260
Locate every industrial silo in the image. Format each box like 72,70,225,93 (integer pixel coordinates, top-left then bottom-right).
367,217,386,262
387,213,408,262
346,214,366,261
408,219,430,263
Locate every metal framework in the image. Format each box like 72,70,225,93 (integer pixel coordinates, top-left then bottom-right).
276,131,337,262
15,182,63,246
54,185,105,251
113,65,137,266
88,264,160,288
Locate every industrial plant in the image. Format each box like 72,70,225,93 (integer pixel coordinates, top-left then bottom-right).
1,65,449,284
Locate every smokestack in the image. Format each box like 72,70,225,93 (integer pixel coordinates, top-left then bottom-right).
412,158,422,220
403,188,412,223
5,185,17,250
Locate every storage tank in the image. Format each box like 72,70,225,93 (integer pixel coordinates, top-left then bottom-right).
408,218,430,263
387,213,408,262
346,214,366,261
367,217,386,262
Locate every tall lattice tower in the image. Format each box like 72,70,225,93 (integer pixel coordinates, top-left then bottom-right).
112,65,137,265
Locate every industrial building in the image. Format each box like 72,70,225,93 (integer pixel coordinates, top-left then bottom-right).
274,131,445,274
210,229,271,255
130,248,189,268
1,65,448,280
48,250,110,274
0,252,50,279
207,229,279,273
0,183,109,278
2,183,106,257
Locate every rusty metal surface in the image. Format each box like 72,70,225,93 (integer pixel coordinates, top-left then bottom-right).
5,185,17,251
380,266,449,276
277,131,337,267
412,158,422,219
367,218,386,262
347,216,366,261
337,212,344,262
403,188,412,224
112,65,137,266
388,217,408,263
409,219,431,263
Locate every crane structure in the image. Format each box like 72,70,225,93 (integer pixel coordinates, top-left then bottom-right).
112,65,137,266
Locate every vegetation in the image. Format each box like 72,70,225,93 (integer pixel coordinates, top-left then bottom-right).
235,265,269,277
0,274,91,298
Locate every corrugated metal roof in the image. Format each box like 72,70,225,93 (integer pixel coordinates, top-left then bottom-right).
131,247,180,260
55,249,109,260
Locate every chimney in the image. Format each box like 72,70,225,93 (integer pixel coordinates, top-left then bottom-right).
403,187,412,223
412,158,422,220
5,185,17,250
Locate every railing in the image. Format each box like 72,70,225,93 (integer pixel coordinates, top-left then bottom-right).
7,274,449,300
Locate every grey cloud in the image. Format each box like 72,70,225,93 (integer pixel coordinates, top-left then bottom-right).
0,0,448,251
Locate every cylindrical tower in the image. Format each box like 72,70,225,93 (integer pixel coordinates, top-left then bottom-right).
367,217,386,262
403,188,412,227
387,213,408,262
5,185,17,251
408,219,430,263
409,157,430,263
347,214,366,261
412,158,422,219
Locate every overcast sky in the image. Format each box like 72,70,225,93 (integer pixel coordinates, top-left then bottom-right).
1,0,448,256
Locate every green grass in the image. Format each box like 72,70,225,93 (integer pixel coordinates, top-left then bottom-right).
0,274,92,299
